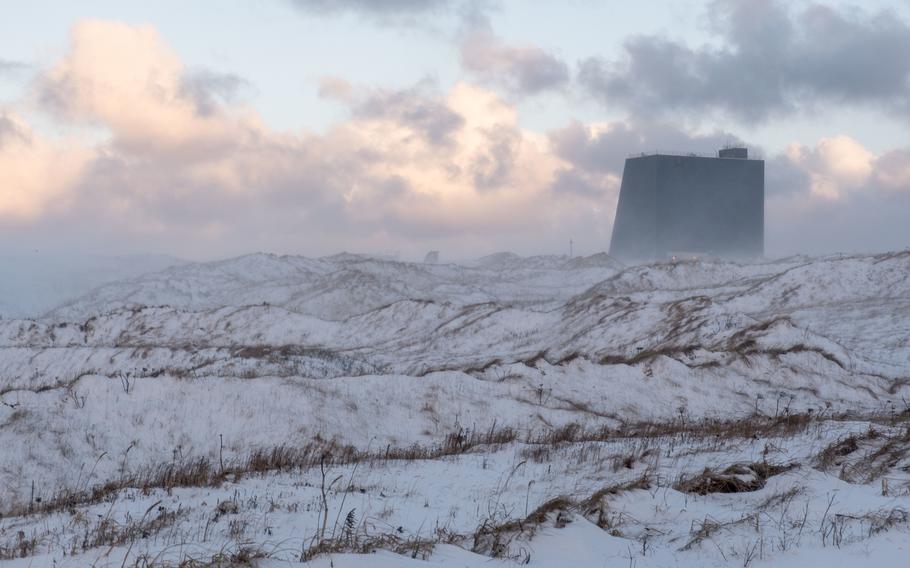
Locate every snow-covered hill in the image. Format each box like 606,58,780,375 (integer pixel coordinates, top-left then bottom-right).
2,251,910,567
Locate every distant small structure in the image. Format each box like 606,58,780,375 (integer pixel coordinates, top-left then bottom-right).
718,147,748,159
609,147,764,260
423,251,440,264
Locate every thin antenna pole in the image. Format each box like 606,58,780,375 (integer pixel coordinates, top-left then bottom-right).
569,239,573,258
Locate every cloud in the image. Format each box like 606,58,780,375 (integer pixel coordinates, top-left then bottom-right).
578,0,910,122
291,0,450,15
7,18,910,260
875,149,910,190
317,76,354,102
0,114,28,146
288,0,462,25
782,136,874,199
470,124,520,189
36,20,259,159
549,168,614,199
334,80,467,147
0,112,90,219
287,0,502,29
766,135,910,254
0,59,28,75
460,24,569,96
179,68,253,117
764,153,811,198
4,20,618,258
767,184,910,256
776,135,910,200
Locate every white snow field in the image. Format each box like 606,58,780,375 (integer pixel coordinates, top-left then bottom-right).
2,250,910,566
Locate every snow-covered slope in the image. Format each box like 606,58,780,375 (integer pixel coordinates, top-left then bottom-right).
2,251,910,567
47,252,626,321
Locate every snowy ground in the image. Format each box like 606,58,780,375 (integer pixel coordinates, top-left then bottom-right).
2,251,910,566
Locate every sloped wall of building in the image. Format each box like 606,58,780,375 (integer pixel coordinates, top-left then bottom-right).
609,156,661,259
657,156,763,257
609,155,764,260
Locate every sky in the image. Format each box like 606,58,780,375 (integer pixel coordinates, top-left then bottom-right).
2,0,910,261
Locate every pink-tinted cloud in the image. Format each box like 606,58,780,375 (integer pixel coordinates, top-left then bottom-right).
0,112,90,219
767,136,910,254
3,20,613,258
37,20,263,160
783,136,874,199
3,20,910,260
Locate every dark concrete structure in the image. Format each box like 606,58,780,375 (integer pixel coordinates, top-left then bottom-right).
609,148,764,260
